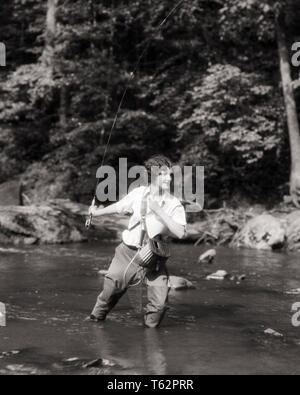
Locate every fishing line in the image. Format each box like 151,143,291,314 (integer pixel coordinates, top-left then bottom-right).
101,0,186,168
86,0,186,228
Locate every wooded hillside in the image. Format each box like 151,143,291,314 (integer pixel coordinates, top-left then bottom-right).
1,0,300,208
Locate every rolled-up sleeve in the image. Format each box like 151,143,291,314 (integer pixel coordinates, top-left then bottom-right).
115,187,141,214
170,204,187,227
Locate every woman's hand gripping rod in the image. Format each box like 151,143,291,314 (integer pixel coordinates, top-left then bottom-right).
85,197,96,229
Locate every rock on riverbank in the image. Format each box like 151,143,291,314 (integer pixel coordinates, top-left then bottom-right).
0,200,128,245
186,207,300,252
231,215,286,250
231,210,300,251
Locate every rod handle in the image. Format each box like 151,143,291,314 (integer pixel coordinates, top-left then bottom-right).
86,197,96,229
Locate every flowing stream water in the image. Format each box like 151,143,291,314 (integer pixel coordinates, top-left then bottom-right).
1,242,300,375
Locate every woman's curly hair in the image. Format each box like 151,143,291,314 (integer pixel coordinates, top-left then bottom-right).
144,155,172,177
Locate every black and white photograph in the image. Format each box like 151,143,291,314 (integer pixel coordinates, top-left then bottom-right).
1,0,300,379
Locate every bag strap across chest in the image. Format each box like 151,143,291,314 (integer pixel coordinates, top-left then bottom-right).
138,193,148,248
128,190,166,249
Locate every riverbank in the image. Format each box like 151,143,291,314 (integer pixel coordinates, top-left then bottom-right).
186,204,300,251
0,199,128,245
0,199,300,252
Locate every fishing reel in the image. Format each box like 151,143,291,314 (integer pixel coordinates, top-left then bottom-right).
85,215,93,229
85,197,96,229
85,198,105,229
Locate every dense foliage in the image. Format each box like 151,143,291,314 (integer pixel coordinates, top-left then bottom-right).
1,0,300,206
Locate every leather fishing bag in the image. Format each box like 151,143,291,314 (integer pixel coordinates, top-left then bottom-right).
135,236,171,268
134,194,171,269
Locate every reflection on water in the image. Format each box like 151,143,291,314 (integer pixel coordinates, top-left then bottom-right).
144,329,167,375
1,242,300,374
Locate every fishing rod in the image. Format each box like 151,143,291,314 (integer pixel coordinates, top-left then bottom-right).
86,0,186,229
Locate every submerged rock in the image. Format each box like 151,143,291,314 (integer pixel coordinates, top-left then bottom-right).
6,364,39,375
206,270,228,281
82,359,103,369
63,357,80,362
237,274,246,282
264,328,283,338
61,356,116,370
285,288,300,295
231,215,285,251
198,249,216,264
169,276,195,290
1,350,21,357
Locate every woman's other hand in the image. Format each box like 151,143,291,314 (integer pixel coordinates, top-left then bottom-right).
148,198,162,215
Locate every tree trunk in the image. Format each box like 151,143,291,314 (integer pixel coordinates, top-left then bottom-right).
59,84,68,129
277,19,300,207
89,0,97,55
42,0,68,129
42,0,58,72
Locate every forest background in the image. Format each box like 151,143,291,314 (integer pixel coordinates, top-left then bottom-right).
1,0,300,209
